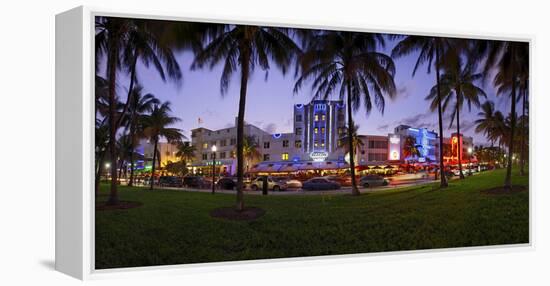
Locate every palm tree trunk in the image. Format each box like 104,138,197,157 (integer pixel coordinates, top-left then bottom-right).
95,153,105,197
128,119,136,186
456,90,465,179
236,45,250,212
346,82,360,196
504,66,516,190
116,50,139,129
435,45,448,188
520,87,527,176
150,139,158,190
107,40,119,205
117,159,124,185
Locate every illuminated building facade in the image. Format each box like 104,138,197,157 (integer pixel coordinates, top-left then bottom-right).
392,125,438,163
293,100,347,162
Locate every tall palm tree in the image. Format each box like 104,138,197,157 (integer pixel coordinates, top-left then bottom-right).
191,25,300,211
392,36,462,188
471,40,529,189
96,17,134,204
125,85,159,186
141,102,185,190
96,17,183,203
295,31,396,195
339,124,364,164
426,57,486,179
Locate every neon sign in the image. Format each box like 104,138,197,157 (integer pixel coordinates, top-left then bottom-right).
310,151,329,162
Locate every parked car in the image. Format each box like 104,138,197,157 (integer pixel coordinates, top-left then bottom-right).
302,177,341,190
273,177,302,189
359,175,389,188
183,176,210,188
249,176,287,191
216,177,237,190
392,171,429,181
158,176,183,187
323,175,352,186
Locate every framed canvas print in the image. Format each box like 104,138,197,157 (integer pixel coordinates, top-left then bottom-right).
55,6,532,280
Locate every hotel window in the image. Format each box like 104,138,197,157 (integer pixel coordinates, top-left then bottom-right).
210,153,216,159
338,128,344,135
211,141,217,148
202,142,208,149
281,153,289,160
314,114,319,121
295,127,302,135
321,127,325,134
321,114,326,121
263,154,270,161
314,127,318,134
230,138,236,145
295,140,302,148
283,140,289,147
220,139,227,147
295,115,302,122
202,153,208,160
230,151,236,158
220,152,226,159
320,140,325,147
314,141,319,147
264,142,270,149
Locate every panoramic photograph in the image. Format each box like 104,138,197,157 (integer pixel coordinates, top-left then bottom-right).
94,16,529,269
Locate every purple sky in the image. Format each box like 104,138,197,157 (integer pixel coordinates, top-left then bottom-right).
100,29,518,146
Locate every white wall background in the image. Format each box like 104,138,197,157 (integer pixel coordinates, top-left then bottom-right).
0,0,548,285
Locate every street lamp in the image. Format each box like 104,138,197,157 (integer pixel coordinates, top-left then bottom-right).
211,145,217,194
467,147,473,176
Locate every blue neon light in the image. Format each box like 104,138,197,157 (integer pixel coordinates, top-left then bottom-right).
272,133,282,139
295,104,304,109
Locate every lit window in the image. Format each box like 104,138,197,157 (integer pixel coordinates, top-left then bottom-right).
282,153,289,160
203,143,208,149
314,114,319,121
314,127,318,134
295,140,302,148
314,141,319,147
322,115,326,121
321,127,325,134
321,141,325,147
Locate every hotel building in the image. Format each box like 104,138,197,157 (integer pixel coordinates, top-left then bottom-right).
187,100,473,175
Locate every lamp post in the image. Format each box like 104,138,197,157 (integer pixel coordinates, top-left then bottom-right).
211,145,217,194
467,147,473,176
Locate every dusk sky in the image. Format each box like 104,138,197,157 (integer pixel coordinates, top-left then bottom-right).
100,26,518,146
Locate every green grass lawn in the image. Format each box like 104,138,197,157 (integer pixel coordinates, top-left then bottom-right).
95,169,529,269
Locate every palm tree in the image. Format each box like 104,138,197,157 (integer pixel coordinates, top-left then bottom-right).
96,17,183,203
96,17,133,204
471,40,529,189
339,124,364,164
191,24,300,211
176,142,197,172
125,85,159,186
295,31,396,195
475,101,506,147
426,57,486,179
117,19,182,128
241,136,262,171
392,36,464,188
141,102,185,190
